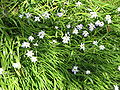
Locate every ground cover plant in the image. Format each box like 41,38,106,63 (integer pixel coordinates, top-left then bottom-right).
0,0,120,90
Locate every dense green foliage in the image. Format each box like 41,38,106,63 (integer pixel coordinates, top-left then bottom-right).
0,0,120,90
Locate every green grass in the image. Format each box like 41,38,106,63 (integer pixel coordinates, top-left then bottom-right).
0,0,120,90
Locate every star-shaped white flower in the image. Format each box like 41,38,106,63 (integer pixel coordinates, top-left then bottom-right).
19,14,23,18
114,85,119,90
25,12,31,18
86,70,91,74
72,28,79,34
26,50,34,57
88,23,96,31
21,42,30,48
90,12,98,18
66,24,71,28
37,31,45,39
33,43,38,46
82,31,89,37
80,43,85,50
76,24,83,30
62,34,70,43
30,56,37,63
105,15,112,24
93,41,98,45
0,68,4,75
118,66,120,71
28,36,34,41
99,45,105,50
12,62,21,69
55,26,59,29
42,12,50,19
72,66,79,74
34,16,40,21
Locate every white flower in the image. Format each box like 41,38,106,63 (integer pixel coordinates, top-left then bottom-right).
12,62,21,69
75,1,82,6
80,43,85,50
105,15,112,24
93,41,98,45
37,31,45,39
55,26,59,29
52,40,57,43
66,24,71,28
72,66,79,74
30,56,37,63
0,68,4,75
34,16,40,21
62,34,70,43
28,36,34,41
19,14,23,18
56,12,63,17
118,66,120,71
76,24,83,30
72,28,79,34
25,13,31,18
117,7,120,11
86,70,91,74
82,31,89,37
88,23,96,31
42,12,50,19
99,45,105,50
33,43,38,46
26,50,34,57
114,85,119,90
21,42,30,48
105,15,111,21
90,12,98,18
95,20,104,27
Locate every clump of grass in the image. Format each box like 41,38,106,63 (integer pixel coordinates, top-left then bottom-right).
0,0,120,90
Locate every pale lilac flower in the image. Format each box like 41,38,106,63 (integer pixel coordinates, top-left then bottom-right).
76,24,83,30
82,31,89,37
99,45,105,50
62,34,70,43
80,43,85,50
88,23,96,31
72,66,79,74
26,50,34,57
42,12,50,19
33,43,38,46
118,66,120,71
95,20,104,27
0,68,4,75
30,56,37,63
34,16,40,21
25,13,31,18
56,12,63,17
114,85,119,90
72,28,79,34
21,42,30,48
86,70,91,74
90,12,98,18
66,24,71,28
117,7,120,11
37,31,45,39
93,41,98,45
75,1,82,6
12,62,21,69
19,14,23,18
28,36,34,41
55,26,59,29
